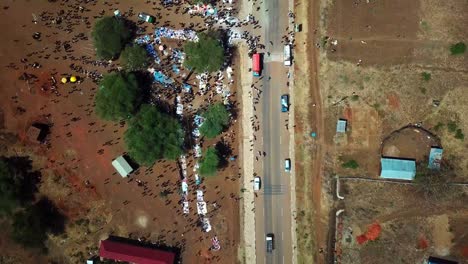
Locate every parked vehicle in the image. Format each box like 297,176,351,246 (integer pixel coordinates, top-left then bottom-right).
281,94,289,112
252,53,262,77
253,176,261,191
284,44,292,66
285,158,291,172
266,233,274,253
138,12,156,23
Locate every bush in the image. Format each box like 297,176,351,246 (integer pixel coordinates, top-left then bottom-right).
125,105,184,165
121,45,149,71
350,95,359,101
455,129,464,140
447,121,458,133
199,147,220,176
450,42,466,55
341,160,359,169
92,16,131,60
184,32,224,73
95,72,141,121
421,72,431,81
200,103,230,138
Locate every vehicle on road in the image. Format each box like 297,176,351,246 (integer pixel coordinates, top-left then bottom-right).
281,94,289,112
266,233,274,253
253,176,261,191
138,12,156,23
285,158,291,172
284,44,292,66
252,53,262,77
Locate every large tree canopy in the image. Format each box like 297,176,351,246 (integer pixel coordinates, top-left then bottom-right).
95,72,141,121
0,157,40,215
125,105,184,165
121,45,149,71
199,103,230,138
184,32,225,73
11,198,65,248
199,147,220,177
92,16,131,60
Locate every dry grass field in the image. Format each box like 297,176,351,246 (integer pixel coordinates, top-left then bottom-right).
312,0,468,263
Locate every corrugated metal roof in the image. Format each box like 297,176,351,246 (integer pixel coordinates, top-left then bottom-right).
99,239,175,264
336,119,347,133
112,156,133,177
380,158,416,180
428,147,443,169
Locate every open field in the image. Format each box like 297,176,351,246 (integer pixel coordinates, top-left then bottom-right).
338,180,468,263
314,0,468,263
0,1,240,263
294,0,468,263
319,0,468,179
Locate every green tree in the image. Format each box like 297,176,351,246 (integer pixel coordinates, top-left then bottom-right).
184,32,224,73
121,45,149,71
0,160,19,214
125,105,184,165
450,42,466,55
95,72,141,121
11,198,65,248
199,103,230,138
341,159,359,169
92,16,131,60
199,147,220,176
0,157,40,215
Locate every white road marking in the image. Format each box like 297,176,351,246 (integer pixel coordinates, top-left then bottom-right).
281,207,284,216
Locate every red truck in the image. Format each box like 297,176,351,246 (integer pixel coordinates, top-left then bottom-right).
252,53,262,77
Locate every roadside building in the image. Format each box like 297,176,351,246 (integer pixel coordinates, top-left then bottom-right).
428,147,443,169
336,119,347,133
112,156,133,177
27,123,49,143
380,157,416,180
99,238,175,264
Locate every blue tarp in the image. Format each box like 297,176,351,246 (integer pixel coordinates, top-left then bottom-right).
145,44,161,64
153,71,174,85
380,158,416,180
336,119,347,133
428,147,443,169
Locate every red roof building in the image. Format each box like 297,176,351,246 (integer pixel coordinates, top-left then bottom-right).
99,239,176,264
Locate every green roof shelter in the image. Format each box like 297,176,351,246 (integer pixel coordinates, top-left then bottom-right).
380,157,416,180
112,156,133,178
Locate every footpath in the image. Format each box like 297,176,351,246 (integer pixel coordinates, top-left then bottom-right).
237,0,257,262
238,42,257,264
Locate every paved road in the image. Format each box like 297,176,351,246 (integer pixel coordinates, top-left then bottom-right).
253,0,292,263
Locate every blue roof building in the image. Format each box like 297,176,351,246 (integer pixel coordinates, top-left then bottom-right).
336,119,347,133
428,147,443,169
380,157,416,180
427,256,458,264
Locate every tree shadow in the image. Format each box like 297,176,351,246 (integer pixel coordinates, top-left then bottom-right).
215,140,232,169
3,156,41,204
35,197,67,235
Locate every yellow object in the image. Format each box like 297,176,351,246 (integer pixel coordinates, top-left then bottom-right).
70,76,77,83
61,77,68,83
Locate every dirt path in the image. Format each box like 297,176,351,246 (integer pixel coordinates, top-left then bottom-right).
294,0,328,262
238,42,257,264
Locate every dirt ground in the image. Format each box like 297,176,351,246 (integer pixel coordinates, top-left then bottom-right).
0,1,240,263
314,0,468,263
318,0,468,179
338,180,468,263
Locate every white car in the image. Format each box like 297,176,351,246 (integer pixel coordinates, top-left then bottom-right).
253,176,261,191
285,159,291,172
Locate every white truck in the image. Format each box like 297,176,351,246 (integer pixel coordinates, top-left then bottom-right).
284,44,292,66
